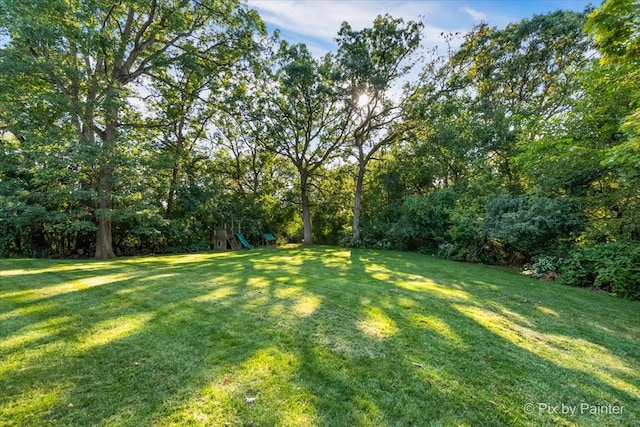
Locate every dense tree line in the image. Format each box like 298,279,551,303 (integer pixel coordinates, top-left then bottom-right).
1,0,638,299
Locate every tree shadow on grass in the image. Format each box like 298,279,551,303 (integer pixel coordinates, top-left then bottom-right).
0,247,638,426
335,249,639,425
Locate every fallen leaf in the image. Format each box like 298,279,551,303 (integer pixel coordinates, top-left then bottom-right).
223,377,232,384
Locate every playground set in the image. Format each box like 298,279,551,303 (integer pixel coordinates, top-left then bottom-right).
212,222,276,251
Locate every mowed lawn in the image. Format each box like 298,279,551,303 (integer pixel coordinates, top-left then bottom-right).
0,247,638,426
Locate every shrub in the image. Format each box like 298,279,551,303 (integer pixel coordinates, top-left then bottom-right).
385,189,457,253
558,242,640,300
483,194,584,263
527,255,559,279
439,203,485,262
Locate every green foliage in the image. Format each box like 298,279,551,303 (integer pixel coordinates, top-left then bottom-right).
586,0,640,196
0,131,96,257
0,0,265,258
559,242,640,300
439,202,485,262
586,0,640,64
245,40,352,246
336,14,424,244
483,194,584,262
381,189,457,253
311,167,353,245
1,3,639,304
447,10,593,191
527,255,559,279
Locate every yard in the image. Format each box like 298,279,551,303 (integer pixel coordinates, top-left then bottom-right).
1,247,638,426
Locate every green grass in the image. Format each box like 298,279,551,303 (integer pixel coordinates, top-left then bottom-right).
1,246,638,426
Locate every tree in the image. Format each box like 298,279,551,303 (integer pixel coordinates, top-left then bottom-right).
586,0,640,190
0,0,263,258
447,10,593,191
261,42,351,245
586,0,640,63
335,14,423,244
210,105,298,238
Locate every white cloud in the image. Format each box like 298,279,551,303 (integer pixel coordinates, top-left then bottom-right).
247,0,444,53
459,6,487,21
247,0,590,58
248,0,380,40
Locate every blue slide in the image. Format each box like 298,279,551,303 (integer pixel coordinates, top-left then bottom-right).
235,232,254,249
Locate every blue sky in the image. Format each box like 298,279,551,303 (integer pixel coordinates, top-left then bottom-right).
247,0,596,56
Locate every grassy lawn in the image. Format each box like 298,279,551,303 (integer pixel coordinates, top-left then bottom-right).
1,246,638,426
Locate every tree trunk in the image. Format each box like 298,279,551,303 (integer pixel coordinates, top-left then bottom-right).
166,162,179,219
95,165,116,259
94,91,118,259
351,163,366,245
300,172,313,246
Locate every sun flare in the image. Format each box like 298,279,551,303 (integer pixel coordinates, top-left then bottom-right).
357,92,371,107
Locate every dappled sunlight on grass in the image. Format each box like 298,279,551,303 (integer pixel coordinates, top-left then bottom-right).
410,314,466,348
123,252,223,266
293,295,322,317
0,382,70,425
246,276,270,288
272,286,323,318
113,285,150,296
1,247,638,426
311,329,385,360
395,277,471,301
364,263,393,282
357,306,398,340
360,259,472,301
77,313,154,352
275,286,304,298
136,273,177,282
0,273,139,304
268,302,290,321
78,273,137,288
455,304,640,399
162,348,317,426
192,286,237,303
0,301,53,323
394,296,419,310
535,305,560,317
492,304,536,327
0,315,73,356
0,262,105,277
248,260,283,272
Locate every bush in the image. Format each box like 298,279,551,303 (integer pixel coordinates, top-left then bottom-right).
483,194,584,263
438,203,485,262
527,255,559,279
559,242,640,300
385,189,457,253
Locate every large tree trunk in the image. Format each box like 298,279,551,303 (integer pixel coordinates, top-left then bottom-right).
95,165,116,259
351,163,366,245
94,95,118,259
300,173,313,246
